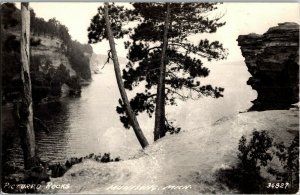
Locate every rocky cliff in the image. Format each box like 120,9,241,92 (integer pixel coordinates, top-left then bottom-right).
237,22,299,110
31,36,76,76
1,3,93,104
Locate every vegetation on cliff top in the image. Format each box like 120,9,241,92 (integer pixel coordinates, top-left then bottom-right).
1,3,92,104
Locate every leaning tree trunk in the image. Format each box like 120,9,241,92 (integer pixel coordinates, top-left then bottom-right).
154,3,171,141
103,3,149,149
19,2,36,169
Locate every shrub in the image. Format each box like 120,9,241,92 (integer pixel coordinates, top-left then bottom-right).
267,134,299,193
217,130,299,194
216,130,273,193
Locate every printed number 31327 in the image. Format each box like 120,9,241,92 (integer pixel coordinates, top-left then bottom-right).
267,183,289,189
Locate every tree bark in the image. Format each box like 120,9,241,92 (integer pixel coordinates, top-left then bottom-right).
154,3,171,141
20,2,36,169
103,3,149,148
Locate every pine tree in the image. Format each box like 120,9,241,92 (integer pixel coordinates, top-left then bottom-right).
88,3,227,141
88,3,149,148
121,3,227,140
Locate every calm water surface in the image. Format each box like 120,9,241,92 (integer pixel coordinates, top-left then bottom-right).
2,61,256,167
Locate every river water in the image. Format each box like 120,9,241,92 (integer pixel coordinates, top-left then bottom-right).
2,60,256,167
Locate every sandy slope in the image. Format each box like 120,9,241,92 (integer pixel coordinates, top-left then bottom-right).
41,108,299,194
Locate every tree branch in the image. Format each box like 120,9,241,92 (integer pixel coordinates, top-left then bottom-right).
168,43,211,58
33,117,50,134
147,46,161,52
102,49,112,69
146,93,157,98
166,70,178,79
165,87,188,100
165,117,171,127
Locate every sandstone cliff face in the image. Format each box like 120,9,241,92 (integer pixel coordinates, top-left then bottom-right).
31,36,76,76
237,22,299,110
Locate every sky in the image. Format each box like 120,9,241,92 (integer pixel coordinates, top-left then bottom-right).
27,2,299,61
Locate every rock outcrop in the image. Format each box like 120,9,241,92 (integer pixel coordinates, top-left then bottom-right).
31,36,76,76
237,22,299,111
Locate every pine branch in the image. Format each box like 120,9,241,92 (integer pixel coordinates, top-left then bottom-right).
102,49,112,69
166,70,178,79
165,87,188,100
33,117,50,134
168,43,212,58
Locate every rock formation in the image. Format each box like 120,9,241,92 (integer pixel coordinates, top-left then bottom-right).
31,36,76,76
237,22,299,111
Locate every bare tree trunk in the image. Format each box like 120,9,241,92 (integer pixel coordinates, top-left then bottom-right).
20,2,36,169
103,3,149,149
154,3,171,141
